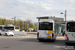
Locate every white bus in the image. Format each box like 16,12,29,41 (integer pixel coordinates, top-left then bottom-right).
4,26,20,31
37,19,57,42
0,25,20,31
65,21,75,44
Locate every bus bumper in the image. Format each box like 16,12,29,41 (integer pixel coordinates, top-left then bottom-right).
37,37,55,40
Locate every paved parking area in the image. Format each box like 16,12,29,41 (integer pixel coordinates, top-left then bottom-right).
0,35,65,41
0,32,65,40
0,35,30,39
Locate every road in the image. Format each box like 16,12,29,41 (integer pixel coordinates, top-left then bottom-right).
0,32,75,50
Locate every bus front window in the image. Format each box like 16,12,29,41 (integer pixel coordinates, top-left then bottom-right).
67,22,75,32
39,22,53,30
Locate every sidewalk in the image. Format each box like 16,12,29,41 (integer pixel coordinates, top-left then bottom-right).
56,35,65,40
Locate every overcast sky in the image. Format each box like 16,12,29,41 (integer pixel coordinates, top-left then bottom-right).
0,0,75,23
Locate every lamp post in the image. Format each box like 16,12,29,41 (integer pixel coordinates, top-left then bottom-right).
60,10,67,23
60,10,67,36
12,16,16,26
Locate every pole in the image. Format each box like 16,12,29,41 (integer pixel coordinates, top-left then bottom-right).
65,10,66,23
64,10,67,34
14,16,16,26
27,26,28,36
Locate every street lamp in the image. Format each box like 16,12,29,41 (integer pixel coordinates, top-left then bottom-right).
60,10,67,23
60,10,67,35
12,16,16,26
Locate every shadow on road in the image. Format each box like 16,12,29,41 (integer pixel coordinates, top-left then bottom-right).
19,38,38,42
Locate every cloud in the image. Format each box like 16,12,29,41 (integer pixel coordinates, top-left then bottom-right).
0,0,75,23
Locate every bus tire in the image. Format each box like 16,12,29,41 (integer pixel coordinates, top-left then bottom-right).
53,40,55,42
52,39,56,42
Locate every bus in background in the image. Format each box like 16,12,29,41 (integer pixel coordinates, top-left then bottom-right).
0,25,20,31
65,21,75,44
37,19,57,42
4,26,20,31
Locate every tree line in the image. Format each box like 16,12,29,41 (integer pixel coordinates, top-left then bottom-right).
0,17,37,30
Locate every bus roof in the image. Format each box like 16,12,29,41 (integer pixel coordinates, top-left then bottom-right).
39,19,54,22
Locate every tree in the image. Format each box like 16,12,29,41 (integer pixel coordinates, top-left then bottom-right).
2,18,6,25
25,19,33,28
34,22,37,30
0,17,2,25
0,17,37,30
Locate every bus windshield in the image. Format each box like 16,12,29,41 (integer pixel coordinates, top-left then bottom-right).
39,22,53,30
67,22,75,32
4,27,14,30
15,26,19,29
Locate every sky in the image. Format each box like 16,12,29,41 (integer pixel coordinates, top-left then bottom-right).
0,0,75,23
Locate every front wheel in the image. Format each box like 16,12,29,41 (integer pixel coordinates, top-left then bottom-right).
5,33,8,36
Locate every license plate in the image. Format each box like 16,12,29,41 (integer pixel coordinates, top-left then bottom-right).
47,35,51,38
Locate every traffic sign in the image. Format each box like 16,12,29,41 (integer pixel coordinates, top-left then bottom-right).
27,23,29,26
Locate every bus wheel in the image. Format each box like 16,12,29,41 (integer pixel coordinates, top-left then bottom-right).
52,39,55,42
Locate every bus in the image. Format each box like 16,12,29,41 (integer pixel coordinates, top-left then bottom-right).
65,21,75,44
37,19,57,42
0,25,20,31
4,26,20,31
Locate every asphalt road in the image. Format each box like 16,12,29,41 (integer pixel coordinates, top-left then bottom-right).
0,33,75,50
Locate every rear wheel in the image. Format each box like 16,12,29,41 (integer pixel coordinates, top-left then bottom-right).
52,39,56,42
5,33,8,36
